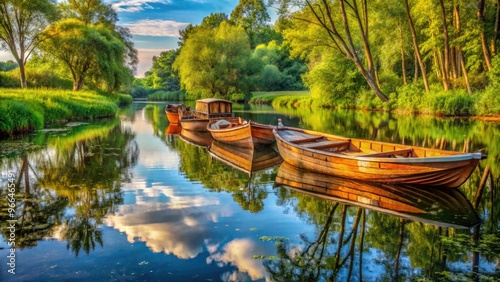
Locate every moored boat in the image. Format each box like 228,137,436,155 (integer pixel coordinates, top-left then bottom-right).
208,141,283,175
274,162,481,229
179,98,234,131
273,126,486,188
207,118,275,148
165,104,186,124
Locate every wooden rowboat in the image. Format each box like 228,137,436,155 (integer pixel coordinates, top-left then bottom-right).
208,141,283,175
165,104,186,124
273,126,486,188
179,98,234,132
275,162,481,229
207,118,275,148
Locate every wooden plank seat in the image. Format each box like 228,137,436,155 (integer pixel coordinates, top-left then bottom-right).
288,135,324,144
300,140,351,149
356,148,413,158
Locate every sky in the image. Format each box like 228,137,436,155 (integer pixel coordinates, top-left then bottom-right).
0,0,277,78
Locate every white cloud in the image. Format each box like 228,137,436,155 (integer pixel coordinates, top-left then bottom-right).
124,19,189,37
109,0,172,13
0,50,14,61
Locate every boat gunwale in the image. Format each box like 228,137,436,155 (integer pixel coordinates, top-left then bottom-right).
273,127,483,163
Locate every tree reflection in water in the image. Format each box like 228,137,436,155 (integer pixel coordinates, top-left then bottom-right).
262,172,499,281
0,122,139,256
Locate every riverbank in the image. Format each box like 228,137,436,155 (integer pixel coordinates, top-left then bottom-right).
249,90,500,118
0,88,132,135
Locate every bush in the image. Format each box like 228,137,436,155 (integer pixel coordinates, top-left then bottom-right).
394,84,424,113
422,90,475,116
148,90,186,101
0,89,122,134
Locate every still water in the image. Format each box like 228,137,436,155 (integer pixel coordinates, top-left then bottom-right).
0,102,499,281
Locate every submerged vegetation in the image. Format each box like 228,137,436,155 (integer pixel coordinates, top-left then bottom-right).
0,89,131,135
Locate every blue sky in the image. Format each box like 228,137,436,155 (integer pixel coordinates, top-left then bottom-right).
111,0,245,77
0,0,277,78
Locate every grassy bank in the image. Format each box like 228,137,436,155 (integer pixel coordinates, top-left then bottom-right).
0,88,132,135
250,88,500,117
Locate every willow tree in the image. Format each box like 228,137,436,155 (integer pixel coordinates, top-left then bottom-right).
173,21,261,99
40,19,128,91
0,0,58,88
274,0,389,101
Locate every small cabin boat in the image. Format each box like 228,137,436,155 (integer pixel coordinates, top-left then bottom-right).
274,162,481,229
273,126,486,188
207,118,275,148
179,98,234,132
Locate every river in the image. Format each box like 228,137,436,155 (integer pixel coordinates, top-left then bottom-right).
0,102,498,281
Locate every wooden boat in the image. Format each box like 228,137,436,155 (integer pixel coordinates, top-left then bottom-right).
179,128,214,148
208,141,283,175
165,104,187,124
273,126,486,188
275,162,481,229
207,117,275,148
179,98,234,132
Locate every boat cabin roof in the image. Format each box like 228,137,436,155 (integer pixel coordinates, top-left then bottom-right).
195,98,233,114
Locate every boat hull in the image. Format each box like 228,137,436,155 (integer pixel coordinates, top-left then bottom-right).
208,119,275,148
179,117,210,132
273,127,483,188
166,111,179,124
165,104,185,124
275,162,480,229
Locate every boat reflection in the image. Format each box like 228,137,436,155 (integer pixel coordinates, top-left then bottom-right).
179,128,214,148
274,162,480,229
165,123,181,135
208,141,283,176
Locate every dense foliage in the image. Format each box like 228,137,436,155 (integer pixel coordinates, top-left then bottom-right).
0,88,131,134
0,0,137,93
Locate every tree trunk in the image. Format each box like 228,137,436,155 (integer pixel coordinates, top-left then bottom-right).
454,5,472,94
304,0,389,101
405,0,430,92
399,18,407,85
478,0,493,70
492,1,500,56
18,61,27,88
73,76,84,91
439,0,450,91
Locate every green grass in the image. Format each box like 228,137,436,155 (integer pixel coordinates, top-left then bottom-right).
0,88,131,135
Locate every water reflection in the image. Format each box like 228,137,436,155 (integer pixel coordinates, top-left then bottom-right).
275,162,481,229
0,102,498,281
0,119,138,257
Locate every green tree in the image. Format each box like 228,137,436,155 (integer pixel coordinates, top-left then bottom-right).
230,0,272,48
0,0,58,88
144,49,180,90
173,21,261,99
40,19,129,91
0,60,17,71
278,0,389,101
253,40,307,90
39,0,137,92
